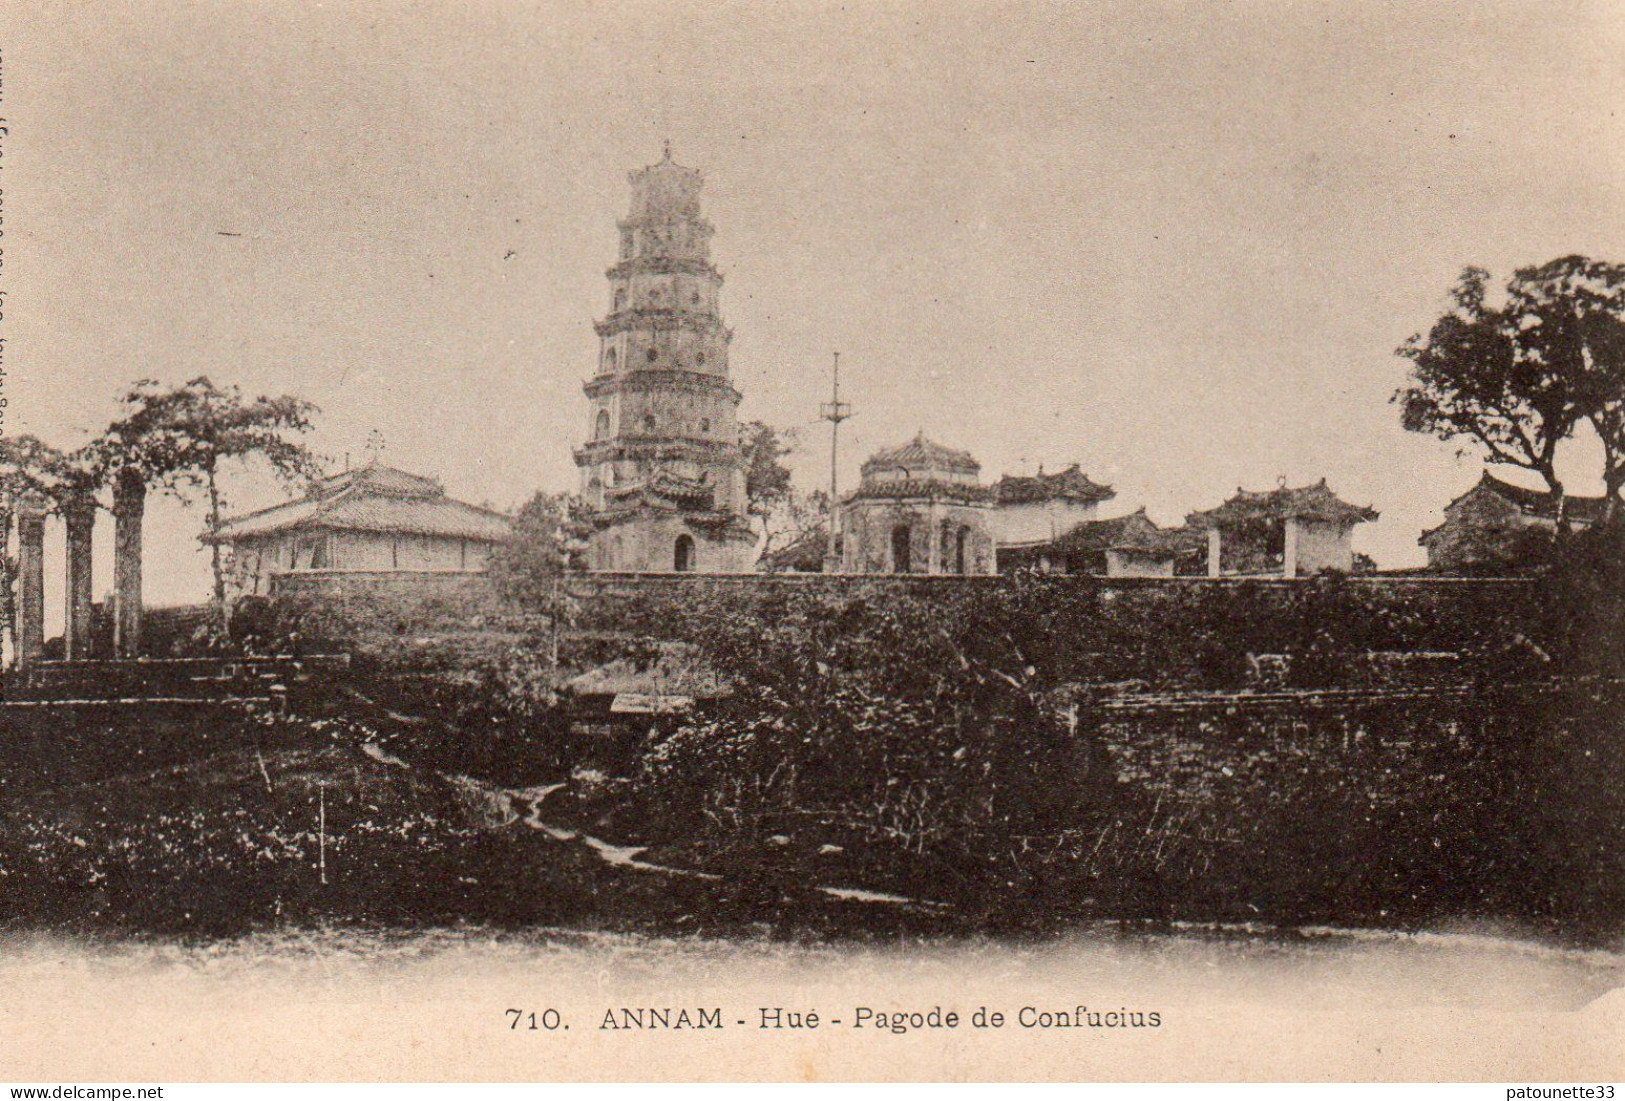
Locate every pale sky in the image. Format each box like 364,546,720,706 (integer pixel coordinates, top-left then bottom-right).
6,0,1625,608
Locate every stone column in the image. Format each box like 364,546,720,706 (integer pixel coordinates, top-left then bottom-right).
63,501,96,662
16,500,48,673
1206,527,1222,578
1283,518,1300,579
113,470,146,658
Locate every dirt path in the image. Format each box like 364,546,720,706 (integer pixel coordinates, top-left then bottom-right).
356,730,955,915
341,686,954,911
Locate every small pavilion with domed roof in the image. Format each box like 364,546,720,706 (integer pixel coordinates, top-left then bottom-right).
838,433,998,575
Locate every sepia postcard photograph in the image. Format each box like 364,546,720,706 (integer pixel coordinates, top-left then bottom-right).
0,0,1622,1087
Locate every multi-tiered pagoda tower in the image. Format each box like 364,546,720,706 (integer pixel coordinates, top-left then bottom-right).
574,146,756,572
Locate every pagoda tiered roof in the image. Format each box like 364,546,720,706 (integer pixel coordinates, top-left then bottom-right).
1187,479,1378,529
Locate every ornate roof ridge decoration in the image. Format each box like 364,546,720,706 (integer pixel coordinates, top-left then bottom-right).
604,469,717,508
307,462,444,501
590,502,756,537
993,463,1116,505
614,214,716,233
846,479,994,505
1187,478,1378,528
606,257,722,279
861,432,982,476
584,370,742,401
573,437,744,466
594,310,732,338
628,142,704,184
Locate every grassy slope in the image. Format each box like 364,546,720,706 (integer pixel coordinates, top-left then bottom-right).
0,705,952,940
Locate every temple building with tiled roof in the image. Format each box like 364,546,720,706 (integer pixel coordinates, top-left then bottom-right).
208,461,512,595
991,463,1117,551
1186,478,1377,577
998,508,1204,577
1419,470,1609,574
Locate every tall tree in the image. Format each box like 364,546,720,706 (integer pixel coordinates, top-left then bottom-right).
1506,256,1625,517
1396,266,1586,520
1397,258,1625,524
91,377,320,641
739,421,824,559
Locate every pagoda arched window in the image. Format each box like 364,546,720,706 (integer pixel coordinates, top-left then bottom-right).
595,410,611,439
644,413,657,433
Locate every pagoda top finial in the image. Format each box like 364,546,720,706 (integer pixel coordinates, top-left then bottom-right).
662,139,673,162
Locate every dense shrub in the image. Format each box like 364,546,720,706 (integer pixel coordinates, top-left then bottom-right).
611,583,1133,912
593,577,1622,934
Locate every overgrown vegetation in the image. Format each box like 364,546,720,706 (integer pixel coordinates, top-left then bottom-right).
571,574,1624,936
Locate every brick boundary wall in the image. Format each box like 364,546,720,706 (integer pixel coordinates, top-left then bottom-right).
257,568,1548,682
561,570,1537,590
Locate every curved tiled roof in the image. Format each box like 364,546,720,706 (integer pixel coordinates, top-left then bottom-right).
758,526,833,572
1187,479,1378,528
209,462,511,543
993,464,1115,505
861,432,981,477
311,464,442,500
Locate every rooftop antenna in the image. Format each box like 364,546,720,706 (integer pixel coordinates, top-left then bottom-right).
819,352,853,571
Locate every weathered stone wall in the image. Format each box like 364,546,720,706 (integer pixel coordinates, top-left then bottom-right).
1085,681,1625,925
1287,517,1355,575
991,498,1102,546
566,573,1543,683
1106,547,1175,577
592,514,756,573
257,570,1550,688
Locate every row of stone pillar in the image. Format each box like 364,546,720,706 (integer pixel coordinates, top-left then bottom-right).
12,476,143,672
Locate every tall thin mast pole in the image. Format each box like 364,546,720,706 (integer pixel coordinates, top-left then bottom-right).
820,352,852,571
